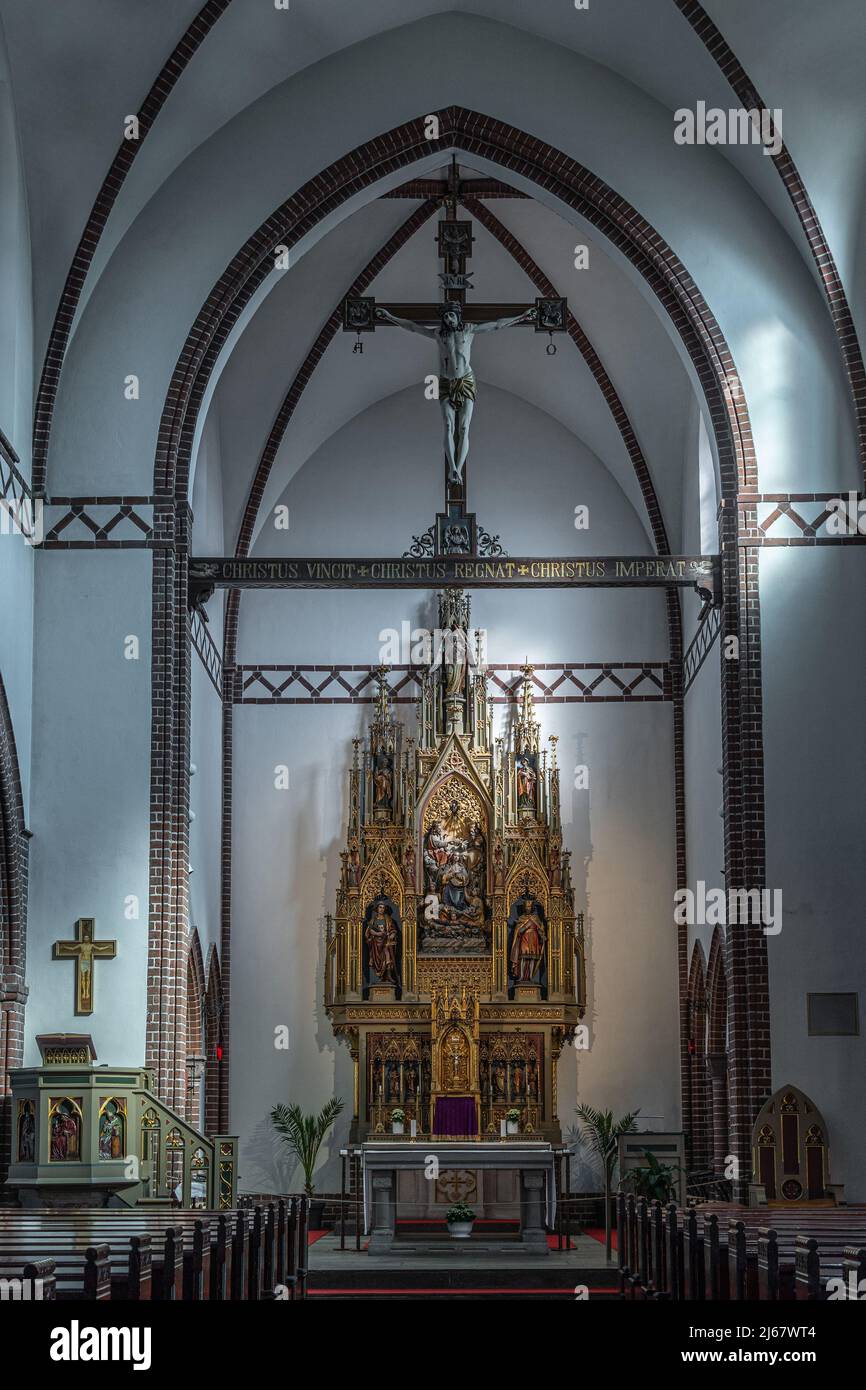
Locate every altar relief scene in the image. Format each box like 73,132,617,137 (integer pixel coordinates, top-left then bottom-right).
325,589,585,1141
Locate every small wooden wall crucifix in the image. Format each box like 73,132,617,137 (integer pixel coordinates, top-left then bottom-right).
52,917,117,1016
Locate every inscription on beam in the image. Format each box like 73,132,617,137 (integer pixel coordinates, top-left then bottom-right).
190,555,719,600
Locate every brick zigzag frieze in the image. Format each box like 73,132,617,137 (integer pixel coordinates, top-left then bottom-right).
738,494,866,546
233,661,670,705
39,498,154,547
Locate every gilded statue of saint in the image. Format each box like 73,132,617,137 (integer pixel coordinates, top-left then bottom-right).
365,902,400,985
510,899,546,984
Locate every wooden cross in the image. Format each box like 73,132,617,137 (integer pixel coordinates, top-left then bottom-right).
344,157,567,518
52,918,117,1016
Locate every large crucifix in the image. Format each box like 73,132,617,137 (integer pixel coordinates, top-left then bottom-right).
52,917,117,1016
344,158,567,525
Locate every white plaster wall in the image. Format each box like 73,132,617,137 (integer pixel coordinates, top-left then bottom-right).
189,665,223,973
24,552,152,1064
0,15,34,815
684,644,725,976
681,393,724,968
761,547,866,1200
189,403,226,968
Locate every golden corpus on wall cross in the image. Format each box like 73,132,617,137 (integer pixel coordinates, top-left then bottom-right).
52,917,117,1016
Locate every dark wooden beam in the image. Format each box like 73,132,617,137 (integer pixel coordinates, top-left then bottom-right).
190,554,720,599
378,302,533,324
381,178,528,200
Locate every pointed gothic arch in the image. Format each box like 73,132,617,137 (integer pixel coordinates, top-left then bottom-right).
686,942,710,1169
0,670,28,1179
186,928,207,1129
204,946,225,1136
706,926,730,1176
148,107,767,1191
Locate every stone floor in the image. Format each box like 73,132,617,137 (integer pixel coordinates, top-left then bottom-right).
308,1229,613,1269
306,1230,619,1297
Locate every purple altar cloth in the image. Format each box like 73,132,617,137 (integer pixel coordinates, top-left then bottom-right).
433,1097,478,1136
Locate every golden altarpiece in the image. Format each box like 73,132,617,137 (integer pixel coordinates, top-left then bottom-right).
325,591,585,1149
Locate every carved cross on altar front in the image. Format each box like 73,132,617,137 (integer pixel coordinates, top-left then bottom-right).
343,157,567,530
52,917,117,1016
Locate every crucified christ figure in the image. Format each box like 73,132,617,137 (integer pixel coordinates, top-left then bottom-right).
375,302,536,484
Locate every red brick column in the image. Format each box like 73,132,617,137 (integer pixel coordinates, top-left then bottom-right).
146,501,192,1112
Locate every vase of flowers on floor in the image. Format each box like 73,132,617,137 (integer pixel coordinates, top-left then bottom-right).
446,1202,476,1239
391,1108,405,1135
506,1108,520,1136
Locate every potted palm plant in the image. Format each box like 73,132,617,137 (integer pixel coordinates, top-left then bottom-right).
626,1150,682,1204
391,1107,406,1135
506,1108,520,1135
446,1201,476,1239
270,1097,344,1229
575,1103,640,1262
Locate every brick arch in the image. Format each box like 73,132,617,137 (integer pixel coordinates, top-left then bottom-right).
185,927,207,1127
150,111,767,1190
0,670,28,1178
154,108,756,503
686,942,710,1169
706,925,731,1176
706,925,728,1052
203,947,225,1136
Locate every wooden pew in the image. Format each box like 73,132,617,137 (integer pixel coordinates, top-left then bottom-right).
0,1257,57,1301
0,1227,152,1300
0,1198,309,1302
703,1214,730,1301
2,1212,217,1301
0,1239,111,1300
616,1194,629,1297
794,1237,866,1300
839,1246,866,1301
646,1200,669,1299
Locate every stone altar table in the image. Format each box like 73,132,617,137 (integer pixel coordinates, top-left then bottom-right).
361,1140,564,1253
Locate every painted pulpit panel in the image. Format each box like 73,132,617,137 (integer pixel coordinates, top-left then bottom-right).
49,1098,83,1161
98,1097,126,1160
17,1098,36,1162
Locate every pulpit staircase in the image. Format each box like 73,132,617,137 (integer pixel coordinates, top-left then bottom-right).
130,1081,238,1210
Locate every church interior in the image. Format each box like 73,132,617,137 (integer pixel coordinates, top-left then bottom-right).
1,0,865,1328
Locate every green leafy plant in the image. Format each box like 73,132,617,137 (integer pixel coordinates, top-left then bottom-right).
506,1108,520,1123
575,1103,641,1262
391,1108,406,1124
625,1150,682,1204
446,1202,476,1224
270,1098,344,1197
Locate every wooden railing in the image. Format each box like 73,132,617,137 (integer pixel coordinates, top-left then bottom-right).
134,1085,238,1210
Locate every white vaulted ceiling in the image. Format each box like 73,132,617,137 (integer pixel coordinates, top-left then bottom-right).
1,0,864,558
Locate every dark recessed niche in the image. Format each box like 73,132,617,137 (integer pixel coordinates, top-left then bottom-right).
807,993,859,1036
